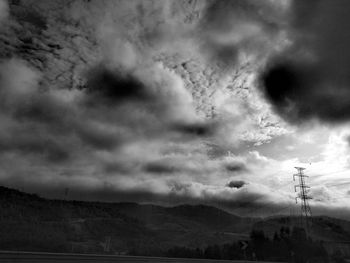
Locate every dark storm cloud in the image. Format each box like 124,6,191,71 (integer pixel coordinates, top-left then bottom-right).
226,180,245,189
173,122,215,137
225,162,248,173
260,0,350,124
81,64,216,143
143,161,180,174
84,66,152,104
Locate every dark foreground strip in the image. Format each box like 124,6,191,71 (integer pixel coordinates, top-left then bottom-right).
0,251,284,263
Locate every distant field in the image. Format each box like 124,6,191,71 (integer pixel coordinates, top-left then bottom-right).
0,251,284,263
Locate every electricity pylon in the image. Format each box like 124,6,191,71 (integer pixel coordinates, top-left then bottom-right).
293,167,312,232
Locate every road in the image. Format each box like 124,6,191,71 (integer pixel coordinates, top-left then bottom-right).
0,251,284,263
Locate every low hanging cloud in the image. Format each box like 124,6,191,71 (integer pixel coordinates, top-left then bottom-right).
143,161,181,175
84,67,151,104
261,0,350,124
226,180,246,189
225,162,248,173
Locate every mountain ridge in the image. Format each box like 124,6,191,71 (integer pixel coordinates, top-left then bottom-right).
0,185,250,253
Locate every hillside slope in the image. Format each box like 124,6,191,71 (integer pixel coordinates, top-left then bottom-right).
0,186,250,254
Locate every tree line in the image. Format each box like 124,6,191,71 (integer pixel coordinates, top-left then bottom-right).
164,227,336,263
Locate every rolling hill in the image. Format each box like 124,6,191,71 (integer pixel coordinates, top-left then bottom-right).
0,186,252,254
0,185,349,258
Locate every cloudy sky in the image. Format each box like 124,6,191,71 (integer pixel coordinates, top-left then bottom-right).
1,0,350,218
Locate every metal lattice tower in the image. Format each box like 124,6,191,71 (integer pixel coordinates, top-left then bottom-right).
293,167,312,230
